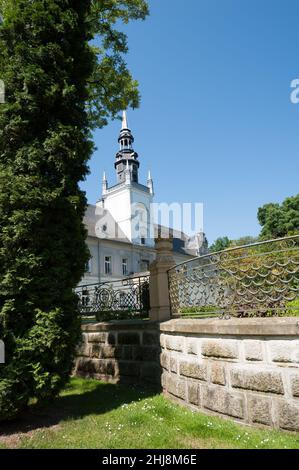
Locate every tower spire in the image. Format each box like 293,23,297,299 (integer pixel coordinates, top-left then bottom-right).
147,170,154,195
102,171,108,195
122,110,128,130
115,110,139,184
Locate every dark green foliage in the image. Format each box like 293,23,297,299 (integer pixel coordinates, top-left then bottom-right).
209,236,231,253
230,236,259,247
0,0,148,420
258,194,299,239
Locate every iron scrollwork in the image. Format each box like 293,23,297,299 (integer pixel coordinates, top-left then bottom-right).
75,275,150,321
168,235,299,319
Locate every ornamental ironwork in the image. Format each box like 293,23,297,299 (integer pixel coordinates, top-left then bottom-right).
75,275,150,321
168,235,299,318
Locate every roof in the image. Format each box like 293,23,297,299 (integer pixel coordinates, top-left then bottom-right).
84,204,131,243
84,204,207,256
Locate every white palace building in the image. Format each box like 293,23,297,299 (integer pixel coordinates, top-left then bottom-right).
79,112,207,286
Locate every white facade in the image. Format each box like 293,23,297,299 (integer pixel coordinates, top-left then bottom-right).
79,111,207,287
100,181,154,248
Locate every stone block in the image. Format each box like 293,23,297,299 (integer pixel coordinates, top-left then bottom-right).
231,366,284,394
76,358,97,374
160,334,166,349
118,361,140,377
278,401,299,432
244,340,264,361
202,385,244,419
210,363,226,385
81,333,89,344
90,343,102,358
248,395,272,426
166,374,186,400
179,360,207,380
132,346,152,361
105,360,116,376
269,341,299,363
77,343,91,358
118,332,140,345
108,333,116,345
140,363,161,384
170,356,178,374
188,382,200,406
88,332,107,343
202,339,238,359
161,371,167,389
143,331,159,345
165,335,183,352
132,346,143,361
291,373,299,397
89,344,118,360
76,358,116,377
100,345,117,359
186,339,199,355
160,352,169,370
75,357,87,373
119,345,133,361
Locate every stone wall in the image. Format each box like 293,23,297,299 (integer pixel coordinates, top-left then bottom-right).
74,320,161,386
160,317,299,432
75,317,299,432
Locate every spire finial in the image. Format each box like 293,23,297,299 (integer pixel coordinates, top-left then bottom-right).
147,169,154,195
122,110,128,129
102,171,108,195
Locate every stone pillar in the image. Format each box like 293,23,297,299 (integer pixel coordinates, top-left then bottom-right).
149,237,175,322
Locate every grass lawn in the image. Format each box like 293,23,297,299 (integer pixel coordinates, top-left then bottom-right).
0,377,298,449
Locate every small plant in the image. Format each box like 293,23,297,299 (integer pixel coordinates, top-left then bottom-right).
180,305,219,318
283,299,299,316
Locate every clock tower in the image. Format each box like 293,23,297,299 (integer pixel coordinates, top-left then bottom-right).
98,111,154,247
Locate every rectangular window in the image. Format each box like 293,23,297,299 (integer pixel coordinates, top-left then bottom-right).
122,258,128,276
141,237,146,245
140,259,150,272
105,256,111,275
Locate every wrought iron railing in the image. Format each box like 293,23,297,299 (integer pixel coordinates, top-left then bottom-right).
75,274,150,321
168,235,299,318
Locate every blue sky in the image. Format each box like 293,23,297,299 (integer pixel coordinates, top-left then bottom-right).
81,0,299,245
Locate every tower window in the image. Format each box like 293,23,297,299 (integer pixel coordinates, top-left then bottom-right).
104,256,112,275
125,139,128,147
141,237,146,245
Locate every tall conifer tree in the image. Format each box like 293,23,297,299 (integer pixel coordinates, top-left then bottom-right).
0,0,148,420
